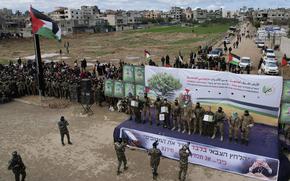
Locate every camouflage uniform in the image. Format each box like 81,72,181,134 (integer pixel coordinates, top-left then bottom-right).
194,104,205,135
57,116,72,145
212,109,226,141
161,100,171,128
154,99,162,126
181,101,193,135
133,97,142,123
143,96,152,124
171,101,181,131
127,95,133,120
228,113,241,142
148,146,162,180
114,140,128,175
179,146,191,181
241,112,254,145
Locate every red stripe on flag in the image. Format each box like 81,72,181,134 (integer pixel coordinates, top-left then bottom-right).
282,57,287,67
30,7,45,34
228,53,233,63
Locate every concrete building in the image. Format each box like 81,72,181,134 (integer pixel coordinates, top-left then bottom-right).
81,6,101,19
254,8,290,23
207,8,223,20
184,7,193,21
49,8,66,21
0,8,27,33
144,10,161,19
193,8,208,22
170,6,183,21
101,10,142,31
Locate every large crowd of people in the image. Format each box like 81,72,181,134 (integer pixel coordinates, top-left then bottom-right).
0,58,125,105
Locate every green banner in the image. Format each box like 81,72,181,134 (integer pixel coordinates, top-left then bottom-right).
124,83,136,97
114,81,125,98
134,66,145,85
282,80,290,103
280,103,290,124
104,79,114,97
136,84,145,100
123,65,135,83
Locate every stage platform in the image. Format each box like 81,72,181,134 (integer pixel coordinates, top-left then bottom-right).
114,117,280,181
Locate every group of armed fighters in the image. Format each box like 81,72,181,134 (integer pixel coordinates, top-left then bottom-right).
115,95,255,180
125,95,255,145
115,138,192,181
0,58,126,104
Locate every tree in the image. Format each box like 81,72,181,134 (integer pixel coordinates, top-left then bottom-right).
148,73,182,97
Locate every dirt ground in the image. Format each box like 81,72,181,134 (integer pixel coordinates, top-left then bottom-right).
0,99,260,181
1,22,289,181
0,30,212,66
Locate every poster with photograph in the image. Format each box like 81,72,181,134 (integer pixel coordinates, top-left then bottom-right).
282,80,290,103
134,66,145,85
280,103,290,124
124,83,136,97
113,81,124,98
135,84,145,100
123,65,135,83
104,79,114,97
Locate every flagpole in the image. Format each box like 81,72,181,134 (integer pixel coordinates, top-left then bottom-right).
33,34,45,98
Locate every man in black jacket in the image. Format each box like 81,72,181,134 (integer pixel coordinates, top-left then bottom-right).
8,151,26,181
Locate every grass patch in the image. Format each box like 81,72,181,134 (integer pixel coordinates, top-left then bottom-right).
95,50,114,56
136,23,231,34
0,59,10,64
169,38,203,45
193,24,231,34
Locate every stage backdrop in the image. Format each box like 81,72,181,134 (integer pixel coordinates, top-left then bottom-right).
145,66,283,126
120,128,279,181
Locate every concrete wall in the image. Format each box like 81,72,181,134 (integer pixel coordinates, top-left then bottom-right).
281,36,290,57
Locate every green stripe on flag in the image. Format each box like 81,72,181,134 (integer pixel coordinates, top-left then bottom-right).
37,27,59,40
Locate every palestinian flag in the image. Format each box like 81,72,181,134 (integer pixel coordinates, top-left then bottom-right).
29,6,61,40
281,56,288,67
144,50,151,61
228,53,240,65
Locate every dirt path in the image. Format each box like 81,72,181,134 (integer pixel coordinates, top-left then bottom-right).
0,99,259,181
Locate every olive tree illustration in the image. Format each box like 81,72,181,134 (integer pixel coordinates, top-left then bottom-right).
148,73,182,98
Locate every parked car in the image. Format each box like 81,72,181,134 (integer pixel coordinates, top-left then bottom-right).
265,48,274,54
257,42,265,48
255,38,264,44
239,57,252,69
215,48,223,56
263,53,277,62
261,60,279,75
207,49,221,58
